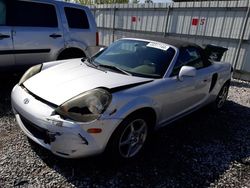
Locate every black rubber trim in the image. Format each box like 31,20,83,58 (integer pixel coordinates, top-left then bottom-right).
0,34,10,39
56,151,69,156
21,84,58,108
78,134,89,145
110,80,153,93
0,49,50,55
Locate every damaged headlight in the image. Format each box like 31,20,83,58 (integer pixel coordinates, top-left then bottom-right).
19,64,43,85
55,88,112,122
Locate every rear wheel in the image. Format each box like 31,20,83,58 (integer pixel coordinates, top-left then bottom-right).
107,114,150,160
214,83,230,109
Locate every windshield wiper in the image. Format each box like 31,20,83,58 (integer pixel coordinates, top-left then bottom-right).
82,58,107,72
98,64,131,75
84,57,98,67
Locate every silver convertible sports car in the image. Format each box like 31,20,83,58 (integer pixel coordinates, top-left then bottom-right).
11,37,232,159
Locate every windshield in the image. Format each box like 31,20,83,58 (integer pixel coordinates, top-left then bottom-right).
91,39,176,78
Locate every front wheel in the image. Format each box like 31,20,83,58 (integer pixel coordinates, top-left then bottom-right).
107,114,150,160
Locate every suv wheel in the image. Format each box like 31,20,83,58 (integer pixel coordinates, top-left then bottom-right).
57,49,85,60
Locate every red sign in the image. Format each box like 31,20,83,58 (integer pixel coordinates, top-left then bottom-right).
192,18,199,26
131,16,137,22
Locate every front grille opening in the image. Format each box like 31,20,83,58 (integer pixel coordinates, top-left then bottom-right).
19,114,51,144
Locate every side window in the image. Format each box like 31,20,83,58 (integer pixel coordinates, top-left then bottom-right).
171,47,204,76
64,7,89,29
9,1,58,27
0,0,6,25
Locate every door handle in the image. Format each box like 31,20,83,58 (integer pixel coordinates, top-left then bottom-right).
49,33,62,39
0,34,10,39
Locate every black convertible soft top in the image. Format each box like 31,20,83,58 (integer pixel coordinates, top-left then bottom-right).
124,36,227,61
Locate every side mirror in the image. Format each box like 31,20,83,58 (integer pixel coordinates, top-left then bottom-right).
178,66,197,81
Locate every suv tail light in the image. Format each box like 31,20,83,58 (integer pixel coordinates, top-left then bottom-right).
96,32,99,46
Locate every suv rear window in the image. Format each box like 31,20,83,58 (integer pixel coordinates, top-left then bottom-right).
64,7,89,29
9,1,58,27
0,0,6,25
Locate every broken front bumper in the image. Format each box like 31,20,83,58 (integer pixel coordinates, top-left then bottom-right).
11,85,120,158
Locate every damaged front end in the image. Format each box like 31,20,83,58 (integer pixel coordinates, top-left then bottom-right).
11,85,115,158
14,110,98,158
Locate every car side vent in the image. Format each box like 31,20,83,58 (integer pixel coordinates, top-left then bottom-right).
209,73,218,93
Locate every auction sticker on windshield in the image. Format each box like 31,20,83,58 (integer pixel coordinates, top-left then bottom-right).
146,42,169,51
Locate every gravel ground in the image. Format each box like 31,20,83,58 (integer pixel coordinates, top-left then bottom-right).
0,74,249,188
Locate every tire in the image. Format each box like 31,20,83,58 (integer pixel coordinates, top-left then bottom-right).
57,49,85,60
106,114,150,160
213,82,230,109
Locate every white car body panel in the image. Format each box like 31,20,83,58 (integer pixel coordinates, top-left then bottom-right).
23,59,152,105
11,38,232,158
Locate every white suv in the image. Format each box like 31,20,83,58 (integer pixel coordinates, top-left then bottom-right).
0,0,98,71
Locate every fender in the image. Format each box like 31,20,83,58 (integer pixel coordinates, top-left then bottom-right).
56,41,88,59
108,95,160,126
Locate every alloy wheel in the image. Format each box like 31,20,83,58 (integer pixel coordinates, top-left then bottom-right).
217,85,229,108
118,119,148,158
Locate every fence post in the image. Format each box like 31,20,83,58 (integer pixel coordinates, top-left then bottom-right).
112,5,116,42
163,5,170,37
233,3,250,72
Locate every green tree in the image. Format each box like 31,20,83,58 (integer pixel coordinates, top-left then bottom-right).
132,0,140,3
75,0,93,4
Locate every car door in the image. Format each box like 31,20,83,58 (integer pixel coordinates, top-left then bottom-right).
0,0,15,68
159,46,212,124
9,0,64,67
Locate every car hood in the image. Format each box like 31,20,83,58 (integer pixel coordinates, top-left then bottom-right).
23,59,152,106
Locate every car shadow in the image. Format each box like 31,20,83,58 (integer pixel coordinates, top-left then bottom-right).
0,73,21,117
28,99,250,187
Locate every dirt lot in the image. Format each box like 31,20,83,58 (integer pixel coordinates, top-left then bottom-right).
0,74,249,187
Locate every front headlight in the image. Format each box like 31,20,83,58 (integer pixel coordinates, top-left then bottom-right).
55,88,112,122
19,64,42,85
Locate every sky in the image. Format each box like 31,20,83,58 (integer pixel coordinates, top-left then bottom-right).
135,0,172,3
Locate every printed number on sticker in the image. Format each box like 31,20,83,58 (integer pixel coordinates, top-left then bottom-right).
146,42,169,51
